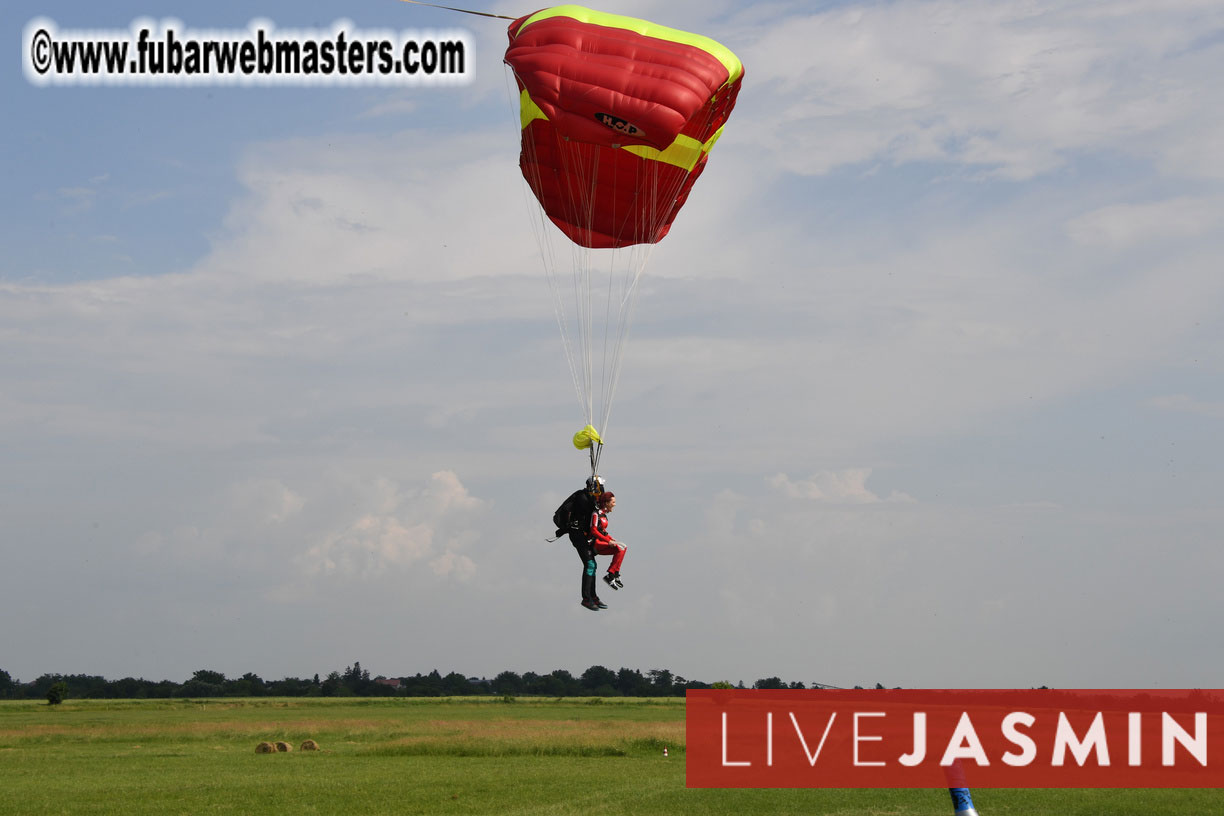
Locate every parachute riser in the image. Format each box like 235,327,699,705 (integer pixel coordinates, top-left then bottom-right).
589,440,603,482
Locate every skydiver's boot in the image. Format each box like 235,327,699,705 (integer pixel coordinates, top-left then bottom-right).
593,597,608,609
602,572,620,591
581,599,601,611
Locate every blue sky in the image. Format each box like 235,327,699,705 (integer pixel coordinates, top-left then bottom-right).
3,0,1223,689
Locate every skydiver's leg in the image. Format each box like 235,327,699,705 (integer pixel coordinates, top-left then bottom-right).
606,541,625,576
570,534,598,605
583,559,598,604
594,540,626,587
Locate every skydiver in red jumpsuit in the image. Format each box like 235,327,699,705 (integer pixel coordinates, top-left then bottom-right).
591,492,626,591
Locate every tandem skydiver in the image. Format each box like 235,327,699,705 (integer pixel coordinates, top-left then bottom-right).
552,475,624,611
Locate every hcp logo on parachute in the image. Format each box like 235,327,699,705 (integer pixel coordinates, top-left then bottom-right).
685,689,1224,788
594,112,644,138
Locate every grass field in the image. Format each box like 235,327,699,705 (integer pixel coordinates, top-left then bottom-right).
0,697,1216,815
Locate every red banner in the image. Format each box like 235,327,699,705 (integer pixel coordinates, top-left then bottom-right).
686,689,1224,788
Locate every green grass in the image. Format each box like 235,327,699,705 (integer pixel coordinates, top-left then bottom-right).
0,697,1216,815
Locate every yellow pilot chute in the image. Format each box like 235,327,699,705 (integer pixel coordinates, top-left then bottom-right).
572,425,603,451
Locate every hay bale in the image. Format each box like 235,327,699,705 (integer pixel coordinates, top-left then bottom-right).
300,739,320,751
256,742,276,754
274,741,293,752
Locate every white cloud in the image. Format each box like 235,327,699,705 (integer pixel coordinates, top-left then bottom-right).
58,186,97,214
197,128,533,288
225,478,306,524
734,0,1224,179
424,470,483,514
770,469,916,504
298,471,482,581
1065,197,1224,248
305,515,435,577
430,550,477,581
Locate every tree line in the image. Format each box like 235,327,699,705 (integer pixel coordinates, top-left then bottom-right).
0,665,862,702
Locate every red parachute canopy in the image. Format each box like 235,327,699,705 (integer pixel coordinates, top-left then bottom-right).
505,6,744,249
